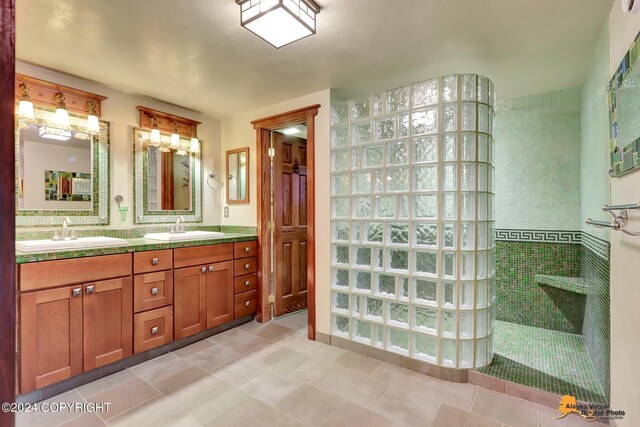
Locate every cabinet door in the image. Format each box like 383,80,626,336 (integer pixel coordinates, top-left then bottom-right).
174,265,207,339
206,261,234,328
83,276,133,371
20,286,83,394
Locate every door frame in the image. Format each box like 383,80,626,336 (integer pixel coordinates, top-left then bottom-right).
251,105,320,340
0,0,16,424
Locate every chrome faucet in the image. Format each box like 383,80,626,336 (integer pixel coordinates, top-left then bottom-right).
171,216,186,234
53,217,76,241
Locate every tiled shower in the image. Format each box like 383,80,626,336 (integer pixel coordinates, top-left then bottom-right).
330,74,497,369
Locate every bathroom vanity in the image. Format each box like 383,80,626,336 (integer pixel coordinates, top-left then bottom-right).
16,235,258,395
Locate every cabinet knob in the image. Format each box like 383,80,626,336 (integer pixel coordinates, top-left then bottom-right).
151,326,159,335
151,287,159,296
151,258,159,266
72,288,81,297
86,285,95,294
208,265,214,272
244,280,251,287
244,263,250,270
245,301,250,307
244,247,250,253
201,267,207,273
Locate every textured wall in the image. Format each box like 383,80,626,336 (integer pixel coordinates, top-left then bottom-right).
494,88,582,231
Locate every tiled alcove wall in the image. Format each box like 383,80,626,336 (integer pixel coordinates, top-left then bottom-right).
330,74,496,369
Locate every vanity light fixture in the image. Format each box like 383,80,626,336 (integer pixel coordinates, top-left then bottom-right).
18,83,35,121
39,125,72,141
190,125,200,153
54,92,70,128
170,121,180,149
149,116,161,147
236,0,320,48
86,100,100,134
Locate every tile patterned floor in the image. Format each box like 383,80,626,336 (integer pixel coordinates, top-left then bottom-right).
17,312,601,427
477,321,606,403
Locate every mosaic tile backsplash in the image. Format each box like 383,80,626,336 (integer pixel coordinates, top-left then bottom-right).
330,74,496,369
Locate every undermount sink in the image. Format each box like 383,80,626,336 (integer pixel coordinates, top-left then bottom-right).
16,236,130,253
143,231,225,242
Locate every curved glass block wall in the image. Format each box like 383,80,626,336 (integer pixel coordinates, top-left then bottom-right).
330,74,496,369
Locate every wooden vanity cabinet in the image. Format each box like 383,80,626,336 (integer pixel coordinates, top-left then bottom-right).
174,265,207,339
206,261,234,328
233,241,258,319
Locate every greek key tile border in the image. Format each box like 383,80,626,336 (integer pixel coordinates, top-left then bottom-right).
494,229,610,261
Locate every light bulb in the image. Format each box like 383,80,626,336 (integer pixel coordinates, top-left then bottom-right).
86,114,100,134
150,128,161,146
170,132,180,149
18,83,35,121
54,92,70,128
190,137,200,153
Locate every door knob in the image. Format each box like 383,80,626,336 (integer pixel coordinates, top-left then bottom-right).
151,258,159,266
245,280,251,287
72,288,81,297
86,285,95,294
151,326,159,335
201,267,207,273
151,287,159,296
208,265,214,272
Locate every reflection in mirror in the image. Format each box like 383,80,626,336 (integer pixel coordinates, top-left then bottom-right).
226,147,249,204
18,123,93,211
147,147,192,211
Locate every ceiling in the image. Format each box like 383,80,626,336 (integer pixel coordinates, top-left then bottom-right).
16,0,613,118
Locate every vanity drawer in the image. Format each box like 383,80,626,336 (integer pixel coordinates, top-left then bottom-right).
134,306,173,353
234,257,257,276
174,244,233,269
233,241,257,259
134,271,173,313
235,290,258,319
20,254,132,291
134,250,172,274
234,273,258,294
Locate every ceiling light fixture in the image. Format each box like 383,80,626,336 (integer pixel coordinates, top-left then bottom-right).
190,125,200,153
86,100,100,135
18,83,35,121
149,116,161,147
237,0,320,48
54,92,70,128
282,126,301,135
170,121,180,149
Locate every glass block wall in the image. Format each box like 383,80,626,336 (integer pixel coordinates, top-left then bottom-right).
330,74,496,369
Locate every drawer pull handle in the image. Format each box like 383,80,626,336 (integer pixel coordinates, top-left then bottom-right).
152,258,159,266
151,326,159,335
86,285,95,294
244,263,250,270
245,280,251,287
208,265,214,272
201,267,207,273
244,247,251,253
245,301,251,307
151,287,159,296
72,288,81,297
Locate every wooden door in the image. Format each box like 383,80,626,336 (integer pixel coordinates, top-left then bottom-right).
83,276,133,371
174,265,207,339
20,286,83,393
274,133,308,317
205,260,234,328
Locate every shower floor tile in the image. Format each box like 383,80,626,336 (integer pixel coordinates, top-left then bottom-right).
476,320,606,403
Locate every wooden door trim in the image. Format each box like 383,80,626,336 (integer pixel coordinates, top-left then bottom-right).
1,0,15,422
253,104,320,340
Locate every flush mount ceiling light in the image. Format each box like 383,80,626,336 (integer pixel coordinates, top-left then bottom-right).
282,126,301,135
236,0,320,48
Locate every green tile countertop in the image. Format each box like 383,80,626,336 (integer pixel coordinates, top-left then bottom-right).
16,226,257,263
535,274,587,295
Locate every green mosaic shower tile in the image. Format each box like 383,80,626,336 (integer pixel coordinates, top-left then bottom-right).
535,274,587,295
477,321,606,403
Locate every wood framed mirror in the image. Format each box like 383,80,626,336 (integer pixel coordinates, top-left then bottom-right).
226,147,249,204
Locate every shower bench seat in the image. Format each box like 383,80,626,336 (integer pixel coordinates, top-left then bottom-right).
535,274,587,295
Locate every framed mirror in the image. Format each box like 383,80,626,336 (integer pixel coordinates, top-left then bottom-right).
226,147,249,204
132,127,202,223
609,30,640,177
16,107,110,227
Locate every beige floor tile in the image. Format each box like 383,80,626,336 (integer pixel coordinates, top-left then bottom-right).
313,367,389,407
129,352,193,383
239,369,303,406
208,328,257,347
76,369,137,399
415,377,478,411
288,357,349,385
184,343,241,372
281,418,307,427
174,339,216,357
271,311,308,329
369,385,440,427
537,404,607,427
209,397,289,427
16,390,87,427
335,351,382,375
58,412,106,427
471,388,538,427
252,323,294,341
87,378,160,421
210,355,271,386
233,336,278,356
430,403,501,427
253,344,308,374
105,395,201,427
369,362,428,386
275,383,343,427
275,332,346,363
320,401,394,427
